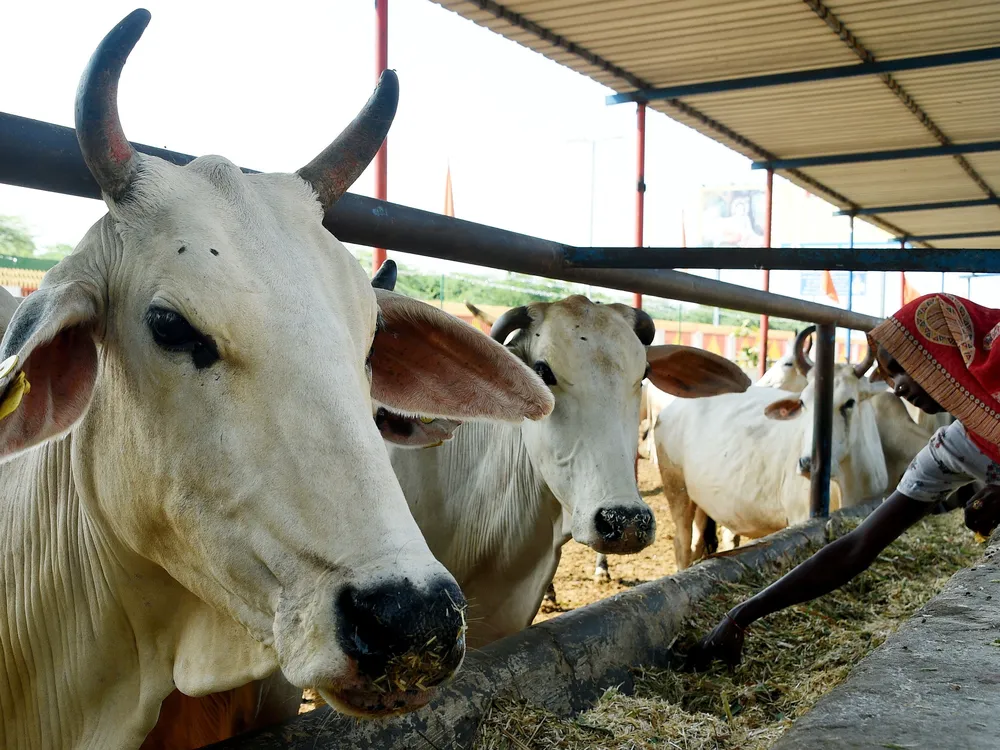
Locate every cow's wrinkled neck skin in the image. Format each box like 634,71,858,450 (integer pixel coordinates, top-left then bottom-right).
0,436,275,750
390,420,563,647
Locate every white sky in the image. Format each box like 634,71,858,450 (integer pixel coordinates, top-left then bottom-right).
1,0,995,316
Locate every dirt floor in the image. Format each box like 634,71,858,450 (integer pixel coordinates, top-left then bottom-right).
535,457,678,624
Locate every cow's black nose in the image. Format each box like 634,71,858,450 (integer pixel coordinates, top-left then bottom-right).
594,505,655,552
337,577,466,688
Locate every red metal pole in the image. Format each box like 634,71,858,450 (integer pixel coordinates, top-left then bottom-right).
373,0,389,275
633,103,646,309
757,168,774,379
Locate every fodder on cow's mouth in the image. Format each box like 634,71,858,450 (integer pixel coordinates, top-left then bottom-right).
475,512,980,750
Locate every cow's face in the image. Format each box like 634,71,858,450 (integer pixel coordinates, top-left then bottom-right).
494,296,750,555
765,364,883,488
0,11,553,719
755,354,808,392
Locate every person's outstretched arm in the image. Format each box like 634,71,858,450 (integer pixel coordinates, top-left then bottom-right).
690,491,931,669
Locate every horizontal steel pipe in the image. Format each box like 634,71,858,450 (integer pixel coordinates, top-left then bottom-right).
1,112,879,329
563,246,1000,272
326,196,882,330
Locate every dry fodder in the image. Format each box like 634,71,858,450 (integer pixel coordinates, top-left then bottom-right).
475,512,981,749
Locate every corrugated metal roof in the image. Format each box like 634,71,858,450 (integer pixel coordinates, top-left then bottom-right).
430,0,1000,249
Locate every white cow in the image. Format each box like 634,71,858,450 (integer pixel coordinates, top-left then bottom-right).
2,13,555,750
753,327,813,392
389,296,751,646
657,348,887,569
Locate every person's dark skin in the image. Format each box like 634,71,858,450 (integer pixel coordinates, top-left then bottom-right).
689,345,997,670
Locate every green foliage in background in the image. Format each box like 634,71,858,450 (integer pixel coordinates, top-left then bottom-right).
0,217,73,261
351,247,801,332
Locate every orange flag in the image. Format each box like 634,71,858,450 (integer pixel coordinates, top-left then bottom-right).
822,270,839,304
901,272,921,305
444,165,455,218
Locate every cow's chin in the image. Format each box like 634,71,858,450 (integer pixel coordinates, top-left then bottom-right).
318,686,437,718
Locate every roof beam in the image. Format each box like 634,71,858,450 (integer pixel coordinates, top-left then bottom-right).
606,46,1000,105
752,140,1000,170
834,198,1000,216
896,230,1000,243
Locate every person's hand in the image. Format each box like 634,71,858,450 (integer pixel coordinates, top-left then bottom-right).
686,613,746,671
964,485,1000,538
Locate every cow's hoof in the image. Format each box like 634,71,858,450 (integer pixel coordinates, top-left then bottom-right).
593,569,611,584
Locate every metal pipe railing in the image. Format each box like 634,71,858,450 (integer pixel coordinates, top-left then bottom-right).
0,111,882,331
326,195,882,330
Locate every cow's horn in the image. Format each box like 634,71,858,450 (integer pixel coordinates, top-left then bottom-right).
853,341,876,379
298,70,399,210
76,9,149,202
632,308,657,346
793,325,816,376
491,306,533,345
371,259,397,291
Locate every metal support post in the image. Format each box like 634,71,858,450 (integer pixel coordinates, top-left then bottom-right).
758,168,773,379
899,239,906,309
845,215,855,361
373,0,389,274
810,323,836,518
633,103,646,309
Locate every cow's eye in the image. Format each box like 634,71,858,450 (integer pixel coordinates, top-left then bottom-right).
534,361,558,386
146,307,219,369
840,398,856,415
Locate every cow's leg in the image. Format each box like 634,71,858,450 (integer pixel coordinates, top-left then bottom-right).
698,511,719,556
543,581,557,604
720,527,740,551
661,469,695,570
593,553,610,582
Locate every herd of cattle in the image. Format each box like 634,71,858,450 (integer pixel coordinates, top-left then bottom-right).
0,10,968,750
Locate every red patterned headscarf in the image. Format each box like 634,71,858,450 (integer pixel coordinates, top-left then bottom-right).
868,293,1000,463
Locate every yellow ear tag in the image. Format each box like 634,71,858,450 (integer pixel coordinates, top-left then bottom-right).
419,416,435,424
422,440,444,449
0,370,29,422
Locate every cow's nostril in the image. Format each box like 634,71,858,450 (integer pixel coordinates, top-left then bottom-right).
595,508,622,541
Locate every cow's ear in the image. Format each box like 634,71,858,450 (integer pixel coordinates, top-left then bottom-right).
764,398,804,421
645,345,751,398
0,278,102,460
371,290,553,422
375,407,462,448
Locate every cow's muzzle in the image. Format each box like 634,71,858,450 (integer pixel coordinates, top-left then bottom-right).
330,577,467,716
592,505,656,554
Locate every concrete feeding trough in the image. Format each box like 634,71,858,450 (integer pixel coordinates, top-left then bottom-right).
213,502,882,749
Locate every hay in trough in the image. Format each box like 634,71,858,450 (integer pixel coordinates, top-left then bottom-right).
474,511,981,749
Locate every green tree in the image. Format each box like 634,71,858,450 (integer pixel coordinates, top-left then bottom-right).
35,243,73,261
0,216,37,258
